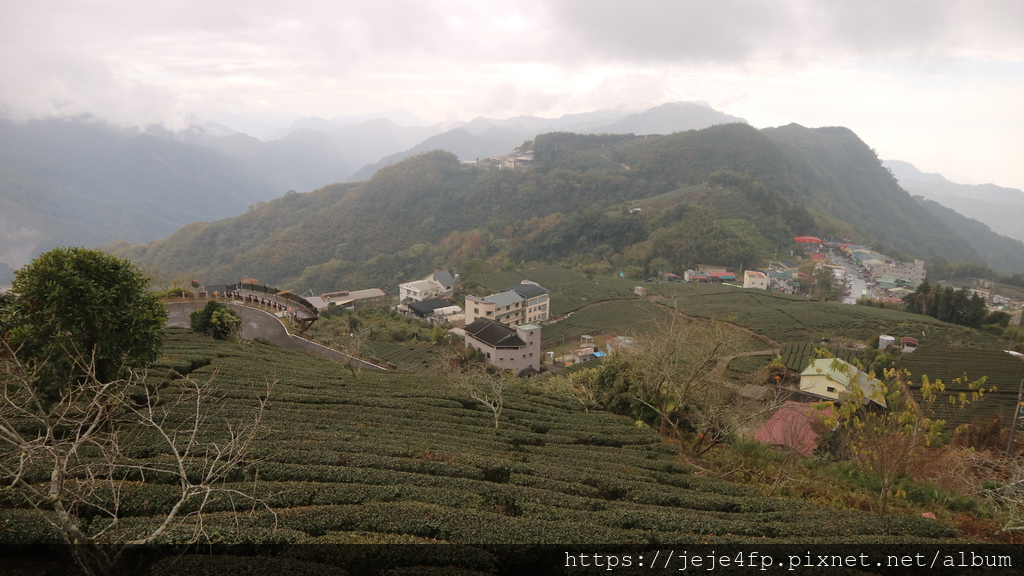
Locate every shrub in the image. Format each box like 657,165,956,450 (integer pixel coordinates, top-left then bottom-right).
189,300,242,339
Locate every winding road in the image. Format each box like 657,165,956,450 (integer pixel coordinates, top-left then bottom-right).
166,300,386,371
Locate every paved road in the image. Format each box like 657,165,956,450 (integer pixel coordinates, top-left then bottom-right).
166,300,385,371
827,249,872,304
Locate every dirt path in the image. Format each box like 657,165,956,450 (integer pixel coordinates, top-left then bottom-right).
547,295,780,382
711,348,780,380
645,295,780,348
641,295,781,381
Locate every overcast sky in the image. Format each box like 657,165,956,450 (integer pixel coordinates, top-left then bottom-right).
2,0,1023,189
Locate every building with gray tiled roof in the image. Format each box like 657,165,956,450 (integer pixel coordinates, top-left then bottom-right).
464,319,541,373
465,281,550,327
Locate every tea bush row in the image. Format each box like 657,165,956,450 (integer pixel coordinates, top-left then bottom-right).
3,330,967,551
778,342,863,371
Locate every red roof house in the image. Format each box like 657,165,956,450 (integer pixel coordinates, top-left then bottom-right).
755,401,833,456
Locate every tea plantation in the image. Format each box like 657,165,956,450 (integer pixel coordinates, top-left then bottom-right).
899,347,1024,425
473,266,641,315
647,281,1006,349
1,329,968,573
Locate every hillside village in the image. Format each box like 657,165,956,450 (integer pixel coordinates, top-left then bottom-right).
9,3,1024,570
127,248,1024,557
7,150,1024,572
154,137,1024,467
6,112,1024,572
179,231,1024,458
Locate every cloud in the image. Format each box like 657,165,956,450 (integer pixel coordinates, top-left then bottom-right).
3,0,1020,123
538,1,790,63
539,0,1024,65
0,0,1022,188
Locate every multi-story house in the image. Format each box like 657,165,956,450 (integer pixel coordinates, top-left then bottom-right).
464,319,541,373
465,281,549,327
868,259,926,288
743,270,769,290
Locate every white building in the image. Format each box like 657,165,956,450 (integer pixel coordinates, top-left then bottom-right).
867,259,926,288
399,270,458,303
799,359,886,407
743,270,769,290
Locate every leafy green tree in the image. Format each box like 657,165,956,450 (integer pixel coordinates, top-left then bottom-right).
545,366,601,411
984,311,1011,328
0,247,166,404
430,324,450,345
817,362,990,514
0,249,271,575
189,300,242,340
904,282,990,329
647,257,673,277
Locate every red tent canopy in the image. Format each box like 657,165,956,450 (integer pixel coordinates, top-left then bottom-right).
793,236,822,244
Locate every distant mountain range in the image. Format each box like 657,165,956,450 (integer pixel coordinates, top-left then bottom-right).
195,101,748,185
3,102,1022,289
111,123,1024,296
0,118,281,285
0,102,748,284
884,159,1024,244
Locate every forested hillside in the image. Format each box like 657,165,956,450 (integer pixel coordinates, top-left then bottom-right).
117,123,1018,293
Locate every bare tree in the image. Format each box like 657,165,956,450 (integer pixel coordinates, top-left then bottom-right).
0,349,272,576
688,384,785,457
971,451,1024,533
469,371,510,430
445,356,512,429
333,327,368,380
619,314,745,438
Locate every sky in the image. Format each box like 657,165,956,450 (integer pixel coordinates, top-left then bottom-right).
2,0,1023,190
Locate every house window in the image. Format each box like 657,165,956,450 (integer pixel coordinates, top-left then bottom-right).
826,386,836,393
486,311,492,316
486,352,491,359
474,308,478,314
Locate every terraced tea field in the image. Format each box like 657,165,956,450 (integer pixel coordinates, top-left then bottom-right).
899,347,1024,425
649,281,1006,350
539,299,663,347
1,330,961,573
777,342,865,372
357,340,442,372
474,266,640,315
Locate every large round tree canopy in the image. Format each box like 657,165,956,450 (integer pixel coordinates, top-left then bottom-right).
1,247,166,397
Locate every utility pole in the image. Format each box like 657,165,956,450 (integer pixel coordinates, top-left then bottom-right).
1007,377,1024,459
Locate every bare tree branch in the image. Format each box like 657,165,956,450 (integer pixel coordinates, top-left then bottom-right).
0,344,274,575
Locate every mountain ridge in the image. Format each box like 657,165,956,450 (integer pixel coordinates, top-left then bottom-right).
111,123,1024,295
884,159,1024,243
4,104,1023,289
